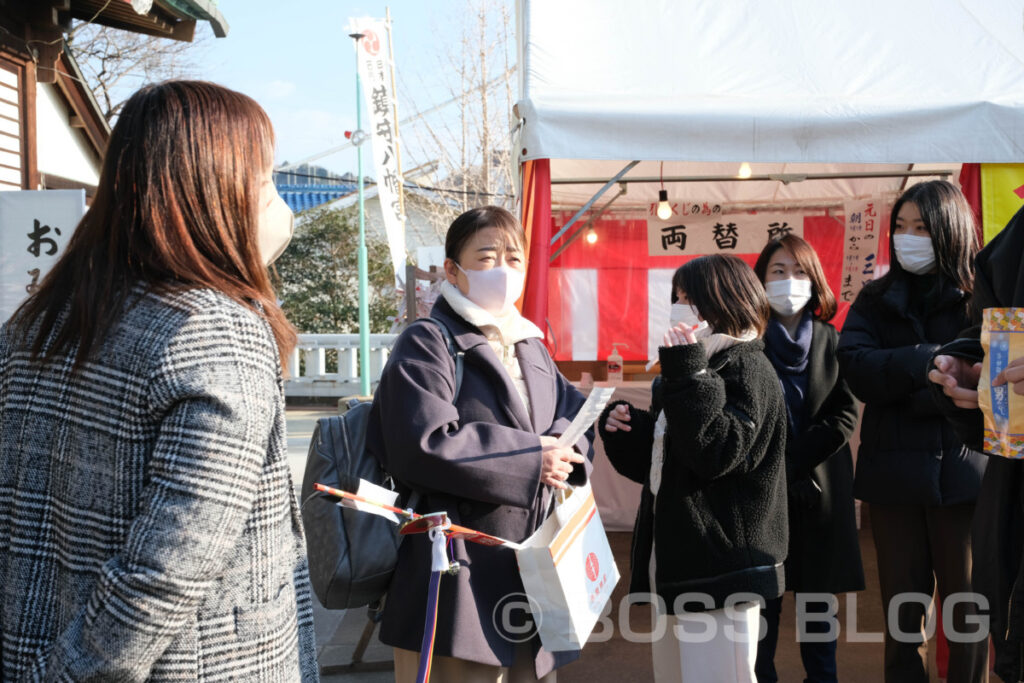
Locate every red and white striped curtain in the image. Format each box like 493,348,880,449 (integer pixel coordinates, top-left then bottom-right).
545,212,890,362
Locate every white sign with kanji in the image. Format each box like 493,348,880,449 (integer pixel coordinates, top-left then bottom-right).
350,16,406,286
647,204,803,256
0,190,85,324
839,198,884,304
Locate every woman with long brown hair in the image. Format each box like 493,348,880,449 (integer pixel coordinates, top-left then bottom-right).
0,81,317,681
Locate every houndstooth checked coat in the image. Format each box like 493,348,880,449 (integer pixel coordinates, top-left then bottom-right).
0,288,319,682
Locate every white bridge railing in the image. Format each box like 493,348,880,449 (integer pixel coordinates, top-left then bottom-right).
285,333,399,398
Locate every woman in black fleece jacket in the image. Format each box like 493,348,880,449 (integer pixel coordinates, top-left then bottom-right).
599,255,788,683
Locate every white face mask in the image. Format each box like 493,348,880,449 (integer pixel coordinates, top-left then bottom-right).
670,303,711,337
258,192,295,265
893,234,936,275
456,263,526,316
765,278,813,316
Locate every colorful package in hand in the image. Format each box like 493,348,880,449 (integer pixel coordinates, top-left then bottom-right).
980,308,1024,458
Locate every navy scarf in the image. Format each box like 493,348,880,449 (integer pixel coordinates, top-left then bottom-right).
764,312,813,434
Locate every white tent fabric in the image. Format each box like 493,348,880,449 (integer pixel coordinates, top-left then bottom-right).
516,0,1024,164
514,2,1015,529
545,159,958,212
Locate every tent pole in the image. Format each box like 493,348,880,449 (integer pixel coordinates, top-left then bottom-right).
897,164,915,192
551,169,953,185
549,160,638,245
350,32,371,398
549,185,626,262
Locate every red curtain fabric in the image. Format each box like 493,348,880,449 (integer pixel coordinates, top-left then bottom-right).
520,159,552,330
959,163,984,244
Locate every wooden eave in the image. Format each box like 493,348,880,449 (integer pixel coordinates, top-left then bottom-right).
61,0,196,42
2,1,229,83
52,50,108,157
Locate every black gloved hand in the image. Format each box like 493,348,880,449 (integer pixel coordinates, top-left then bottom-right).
789,476,822,511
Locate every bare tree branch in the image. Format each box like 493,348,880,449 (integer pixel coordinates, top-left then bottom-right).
66,22,210,122
392,0,516,238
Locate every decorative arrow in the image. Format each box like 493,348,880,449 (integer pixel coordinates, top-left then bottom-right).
314,482,520,548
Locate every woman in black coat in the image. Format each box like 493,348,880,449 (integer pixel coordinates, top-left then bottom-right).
837,180,988,683
600,255,788,683
753,235,864,683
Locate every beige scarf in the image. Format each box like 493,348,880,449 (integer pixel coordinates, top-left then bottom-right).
700,328,759,358
440,281,543,417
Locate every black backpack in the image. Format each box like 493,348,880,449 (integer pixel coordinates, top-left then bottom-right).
299,317,463,609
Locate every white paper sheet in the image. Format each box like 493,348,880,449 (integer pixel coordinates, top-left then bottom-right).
555,386,616,449
339,478,401,524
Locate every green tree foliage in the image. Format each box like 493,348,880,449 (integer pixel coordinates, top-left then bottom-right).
274,206,398,333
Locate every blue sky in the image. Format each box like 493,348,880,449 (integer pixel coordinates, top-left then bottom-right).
196,0,514,178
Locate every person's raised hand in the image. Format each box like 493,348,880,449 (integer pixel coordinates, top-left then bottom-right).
663,322,698,348
539,435,585,489
604,404,632,433
928,354,982,410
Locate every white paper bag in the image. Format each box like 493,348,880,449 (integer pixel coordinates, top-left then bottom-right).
515,481,620,651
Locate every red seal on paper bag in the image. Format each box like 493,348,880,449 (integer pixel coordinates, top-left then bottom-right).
585,552,599,581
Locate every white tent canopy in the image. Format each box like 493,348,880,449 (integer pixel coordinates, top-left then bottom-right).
514,1,1021,529
516,0,1024,167
544,160,959,213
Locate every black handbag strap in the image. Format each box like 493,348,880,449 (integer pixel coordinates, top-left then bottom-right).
414,316,464,401
399,317,465,514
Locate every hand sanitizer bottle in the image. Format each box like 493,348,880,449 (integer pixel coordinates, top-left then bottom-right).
607,343,628,384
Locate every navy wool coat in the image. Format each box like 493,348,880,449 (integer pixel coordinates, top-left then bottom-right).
0,288,318,682
366,298,593,679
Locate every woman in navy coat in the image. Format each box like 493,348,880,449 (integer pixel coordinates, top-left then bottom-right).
366,206,593,682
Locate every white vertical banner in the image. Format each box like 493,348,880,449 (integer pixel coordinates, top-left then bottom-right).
0,190,85,324
350,17,406,286
840,198,883,305
562,269,598,361
646,269,675,362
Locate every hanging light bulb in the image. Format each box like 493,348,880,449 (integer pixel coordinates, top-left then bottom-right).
738,162,752,179
656,189,672,220
586,228,598,244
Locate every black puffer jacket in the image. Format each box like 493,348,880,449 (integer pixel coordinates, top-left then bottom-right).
837,274,986,505
598,340,788,612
